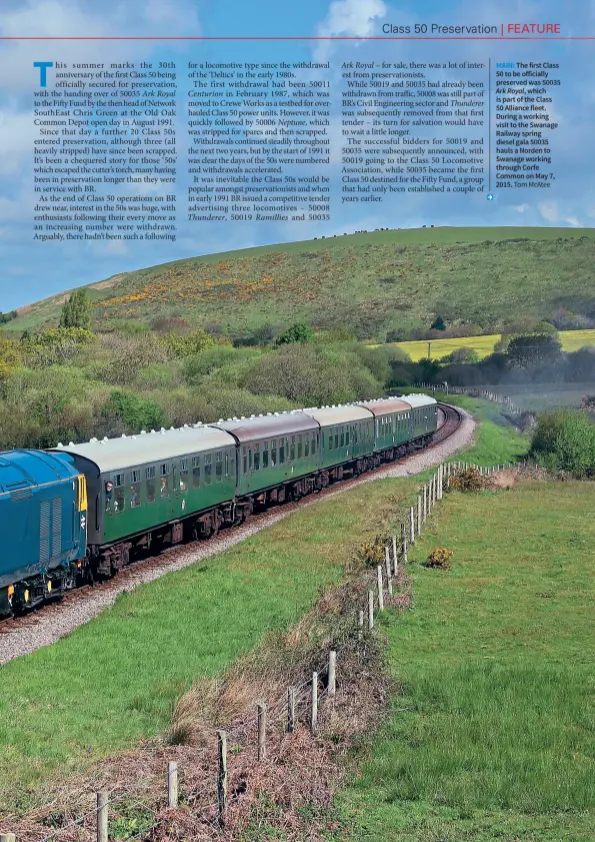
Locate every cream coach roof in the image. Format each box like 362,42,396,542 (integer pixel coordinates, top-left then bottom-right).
402,393,437,409
51,424,237,474
302,404,373,426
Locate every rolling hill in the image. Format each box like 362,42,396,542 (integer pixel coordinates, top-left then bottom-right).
12,226,595,341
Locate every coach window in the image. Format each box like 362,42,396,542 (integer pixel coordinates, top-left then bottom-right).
254,444,260,471
192,455,201,488
346,428,350,446
179,459,189,492
305,437,309,458
114,473,125,512
248,448,253,471
290,436,295,461
130,469,141,508
225,452,229,477
328,429,334,451
279,439,285,463
334,431,339,449
159,463,169,498
297,435,302,459
263,441,269,469
243,446,248,474
146,465,156,503
204,453,212,485
340,427,345,447
216,451,223,481
271,439,277,466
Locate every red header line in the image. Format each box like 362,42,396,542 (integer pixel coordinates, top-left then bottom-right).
0,35,592,40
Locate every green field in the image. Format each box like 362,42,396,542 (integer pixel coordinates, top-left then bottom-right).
335,481,595,841
393,328,595,361
11,227,595,340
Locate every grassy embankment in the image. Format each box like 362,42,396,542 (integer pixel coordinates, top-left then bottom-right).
11,227,595,340
0,476,416,815
331,405,594,841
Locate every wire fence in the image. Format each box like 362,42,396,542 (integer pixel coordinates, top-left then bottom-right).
0,459,520,842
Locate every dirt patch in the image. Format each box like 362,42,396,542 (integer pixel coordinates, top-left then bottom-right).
489,469,522,490
89,275,126,291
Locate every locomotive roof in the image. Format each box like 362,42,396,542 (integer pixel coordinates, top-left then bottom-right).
50,425,236,474
0,449,78,492
302,404,373,426
356,397,412,417
215,411,318,444
402,393,438,408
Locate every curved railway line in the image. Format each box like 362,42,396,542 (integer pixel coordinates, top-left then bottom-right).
0,403,463,647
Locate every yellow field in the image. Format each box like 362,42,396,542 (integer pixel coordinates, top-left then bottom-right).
391,330,595,361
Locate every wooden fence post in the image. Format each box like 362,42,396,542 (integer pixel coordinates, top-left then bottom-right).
257,703,266,761
423,484,427,522
392,535,398,575
377,565,384,611
417,495,422,536
385,553,393,596
410,506,415,545
368,589,374,630
311,672,318,734
0,834,16,842
401,529,408,564
358,609,364,640
217,730,227,827
96,791,108,842
328,650,336,697
287,687,296,733
168,761,178,808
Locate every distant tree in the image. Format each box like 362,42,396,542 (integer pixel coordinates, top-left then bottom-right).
506,333,563,369
385,328,406,343
275,322,314,345
430,315,446,331
440,347,481,365
59,288,92,330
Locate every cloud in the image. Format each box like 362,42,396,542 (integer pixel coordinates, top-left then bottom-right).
314,0,387,60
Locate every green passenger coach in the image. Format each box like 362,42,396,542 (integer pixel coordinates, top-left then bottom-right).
52,424,237,575
302,404,375,480
216,411,321,508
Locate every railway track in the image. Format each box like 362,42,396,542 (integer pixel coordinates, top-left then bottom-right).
0,403,463,642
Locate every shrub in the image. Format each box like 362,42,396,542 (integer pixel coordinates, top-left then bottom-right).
531,410,595,476
99,390,166,436
448,466,489,492
425,546,454,570
355,536,387,569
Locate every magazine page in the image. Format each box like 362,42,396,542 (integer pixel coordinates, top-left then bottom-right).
0,2,594,841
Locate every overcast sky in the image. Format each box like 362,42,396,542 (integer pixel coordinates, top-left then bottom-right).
0,0,592,310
